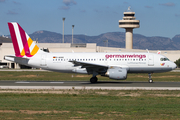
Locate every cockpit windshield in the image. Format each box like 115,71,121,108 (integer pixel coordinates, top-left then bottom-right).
160,58,170,61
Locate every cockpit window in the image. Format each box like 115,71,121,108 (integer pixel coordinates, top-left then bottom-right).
160,58,170,61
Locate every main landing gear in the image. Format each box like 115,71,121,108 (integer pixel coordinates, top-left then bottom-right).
90,71,98,83
90,76,98,83
148,73,153,83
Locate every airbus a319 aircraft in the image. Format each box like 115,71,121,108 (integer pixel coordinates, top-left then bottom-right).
5,22,177,83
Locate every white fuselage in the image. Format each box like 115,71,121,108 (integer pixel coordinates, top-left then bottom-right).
26,52,176,74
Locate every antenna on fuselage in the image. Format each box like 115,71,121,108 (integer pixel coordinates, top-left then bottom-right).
157,51,161,54
146,49,149,53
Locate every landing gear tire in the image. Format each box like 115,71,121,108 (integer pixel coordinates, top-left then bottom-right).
90,77,98,83
149,79,153,83
148,73,153,83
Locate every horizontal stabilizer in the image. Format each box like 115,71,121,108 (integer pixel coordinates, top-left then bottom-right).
4,55,29,65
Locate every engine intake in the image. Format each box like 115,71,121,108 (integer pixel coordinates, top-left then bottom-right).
106,67,127,80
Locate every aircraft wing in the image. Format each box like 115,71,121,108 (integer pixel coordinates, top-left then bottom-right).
69,60,108,74
69,60,108,68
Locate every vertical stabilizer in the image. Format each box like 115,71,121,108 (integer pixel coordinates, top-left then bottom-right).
8,22,40,57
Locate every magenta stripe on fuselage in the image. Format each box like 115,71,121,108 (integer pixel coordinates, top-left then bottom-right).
8,23,23,57
17,23,32,57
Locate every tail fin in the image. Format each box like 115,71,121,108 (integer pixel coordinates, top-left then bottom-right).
8,22,40,57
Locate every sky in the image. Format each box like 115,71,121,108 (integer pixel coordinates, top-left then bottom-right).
0,0,180,38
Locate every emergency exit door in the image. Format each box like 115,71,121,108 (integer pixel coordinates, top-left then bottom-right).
148,54,154,66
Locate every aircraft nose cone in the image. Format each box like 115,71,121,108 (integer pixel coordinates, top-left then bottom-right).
172,63,177,70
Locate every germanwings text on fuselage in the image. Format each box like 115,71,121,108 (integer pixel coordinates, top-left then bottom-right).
105,54,146,59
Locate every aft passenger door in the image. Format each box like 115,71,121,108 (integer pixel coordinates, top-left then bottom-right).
40,54,47,66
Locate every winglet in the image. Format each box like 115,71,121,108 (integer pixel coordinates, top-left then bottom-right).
8,22,40,57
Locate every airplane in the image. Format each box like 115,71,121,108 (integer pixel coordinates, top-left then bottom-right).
4,22,177,83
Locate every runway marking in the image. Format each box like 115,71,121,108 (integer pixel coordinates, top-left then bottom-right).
15,82,64,84
15,82,30,83
63,82,89,84
15,81,89,84
49,82,64,83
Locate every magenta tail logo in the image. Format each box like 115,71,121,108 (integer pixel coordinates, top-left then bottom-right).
8,22,39,57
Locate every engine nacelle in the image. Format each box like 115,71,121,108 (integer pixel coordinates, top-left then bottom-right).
106,67,127,80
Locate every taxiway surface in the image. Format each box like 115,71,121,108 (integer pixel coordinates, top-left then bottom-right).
0,81,180,90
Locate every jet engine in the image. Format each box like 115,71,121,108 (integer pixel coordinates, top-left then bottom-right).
106,67,127,80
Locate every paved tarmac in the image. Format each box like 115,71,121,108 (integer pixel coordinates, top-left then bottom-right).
0,81,180,90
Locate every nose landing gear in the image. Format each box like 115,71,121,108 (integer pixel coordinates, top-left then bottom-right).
148,73,153,83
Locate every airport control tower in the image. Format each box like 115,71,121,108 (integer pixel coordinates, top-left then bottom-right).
119,7,140,49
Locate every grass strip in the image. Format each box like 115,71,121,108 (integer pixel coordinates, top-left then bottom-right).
0,90,180,119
